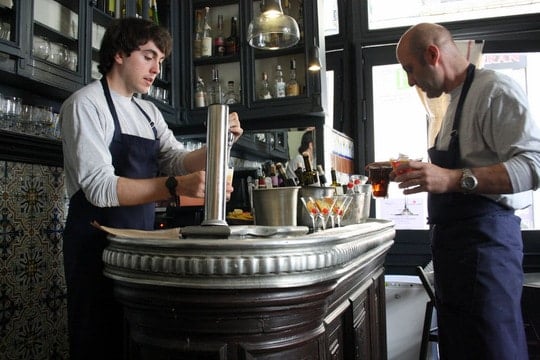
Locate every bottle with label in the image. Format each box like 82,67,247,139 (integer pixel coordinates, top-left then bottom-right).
201,7,213,57
276,162,297,186
330,168,344,195
207,66,223,104
258,72,272,100
194,76,208,108
223,81,238,104
225,17,239,56
302,152,317,186
286,58,300,96
193,9,203,59
274,65,286,98
214,14,225,57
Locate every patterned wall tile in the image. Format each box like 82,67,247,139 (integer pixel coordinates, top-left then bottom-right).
0,161,68,360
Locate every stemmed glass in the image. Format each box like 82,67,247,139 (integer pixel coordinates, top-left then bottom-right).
300,196,320,231
332,195,353,228
390,155,421,216
315,196,336,230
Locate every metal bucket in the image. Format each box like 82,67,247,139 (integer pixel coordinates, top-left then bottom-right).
297,186,336,229
341,184,372,225
252,187,301,226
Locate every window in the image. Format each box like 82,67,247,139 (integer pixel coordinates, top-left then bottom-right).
367,0,540,30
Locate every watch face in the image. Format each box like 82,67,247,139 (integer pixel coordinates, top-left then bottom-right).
463,177,475,189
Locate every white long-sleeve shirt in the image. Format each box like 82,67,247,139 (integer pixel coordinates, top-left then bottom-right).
60,80,191,207
436,67,540,209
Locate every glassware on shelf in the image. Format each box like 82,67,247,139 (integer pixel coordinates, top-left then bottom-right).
300,196,320,231
258,72,272,100
207,66,223,104
223,81,239,104
33,36,50,60
3,96,21,130
273,64,286,98
194,76,208,108
201,7,212,57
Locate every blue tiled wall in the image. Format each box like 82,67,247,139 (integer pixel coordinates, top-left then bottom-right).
0,161,68,359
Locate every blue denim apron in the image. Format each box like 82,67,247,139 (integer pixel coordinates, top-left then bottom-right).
428,64,528,359
63,77,159,359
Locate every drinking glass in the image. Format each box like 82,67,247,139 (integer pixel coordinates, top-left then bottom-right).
300,196,320,231
390,155,422,216
315,196,336,230
368,164,393,198
4,96,21,130
332,194,353,228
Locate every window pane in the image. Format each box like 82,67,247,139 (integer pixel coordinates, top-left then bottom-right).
372,64,429,230
368,0,540,30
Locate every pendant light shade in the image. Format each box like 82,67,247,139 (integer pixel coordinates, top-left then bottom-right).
247,0,300,50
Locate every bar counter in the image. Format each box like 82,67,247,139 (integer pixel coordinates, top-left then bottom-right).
103,219,395,359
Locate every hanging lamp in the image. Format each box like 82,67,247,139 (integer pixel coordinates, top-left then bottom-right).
247,0,300,50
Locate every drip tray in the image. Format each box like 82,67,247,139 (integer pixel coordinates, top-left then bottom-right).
181,225,309,238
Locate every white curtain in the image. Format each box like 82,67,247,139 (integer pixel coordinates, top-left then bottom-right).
417,40,485,147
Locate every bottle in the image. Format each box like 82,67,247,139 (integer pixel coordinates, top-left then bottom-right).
150,0,159,25
223,81,238,104
106,0,116,17
295,166,304,186
258,72,272,100
276,162,297,187
225,17,239,56
214,14,225,57
269,163,279,188
286,58,300,96
201,7,213,57
194,76,208,108
282,0,291,15
274,64,286,98
193,9,203,59
301,152,317,186
330,168,344,195
317,165,327,186
297,0,304,40
207,66,223,104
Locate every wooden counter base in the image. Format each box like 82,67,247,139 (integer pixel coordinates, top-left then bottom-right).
103,220,395,359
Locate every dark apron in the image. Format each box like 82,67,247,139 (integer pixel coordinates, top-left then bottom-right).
428,64,528,359
63,77,160,359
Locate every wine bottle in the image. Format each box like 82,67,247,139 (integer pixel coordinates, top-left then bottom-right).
317,165,327,186
330,168,344,195
302,152,317,186
276,162,297,187
225,17,239,56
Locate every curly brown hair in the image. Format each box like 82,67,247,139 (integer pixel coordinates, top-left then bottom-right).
98,17,172,76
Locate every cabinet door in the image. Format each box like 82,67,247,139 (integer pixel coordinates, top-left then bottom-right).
0,0,23,62
185,0,324,126
20,0,84,92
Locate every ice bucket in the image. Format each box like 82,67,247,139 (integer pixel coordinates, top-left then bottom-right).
341,184,372,225
252,187,301,226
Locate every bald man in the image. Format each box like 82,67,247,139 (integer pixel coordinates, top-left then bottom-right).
392,23,540,359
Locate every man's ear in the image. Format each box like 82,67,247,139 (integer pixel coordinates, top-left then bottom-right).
425,44,440,65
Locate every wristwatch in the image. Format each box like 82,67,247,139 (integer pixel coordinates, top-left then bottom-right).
165,176,178,198
460,168,478,193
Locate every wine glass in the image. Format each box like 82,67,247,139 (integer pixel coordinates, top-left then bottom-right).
300,196,320,231
333,194,353,228
315,196,336,230
390,155,421,216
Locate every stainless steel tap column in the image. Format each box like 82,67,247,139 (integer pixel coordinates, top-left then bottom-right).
201,104,229,226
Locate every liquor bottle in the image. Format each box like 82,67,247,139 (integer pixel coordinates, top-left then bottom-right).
201,7,213,57
225,17,239,56
274,64,286,98
258,72,272,100
207,66,223,104
282,0,290,15
317,165,327,186
302,152,317,186
214,14,225,57
106,0,116,17
193,9,203,59
223,81,239,104
295,167,304,186
276,162,297,187
269,163,279,187
194,76,208,108
286,58,300,96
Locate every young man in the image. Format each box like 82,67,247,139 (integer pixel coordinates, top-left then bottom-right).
394,23,540,359
60,17,242,359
